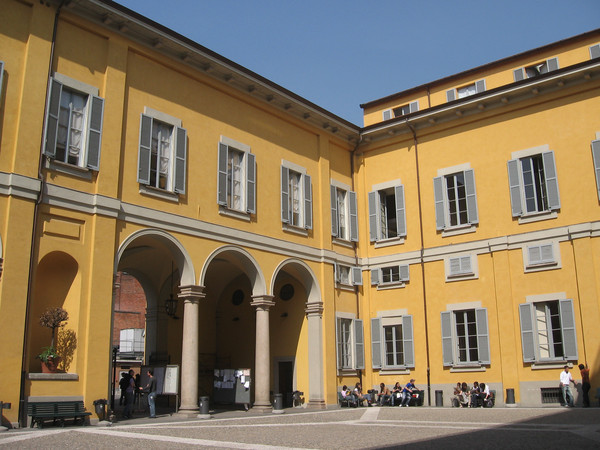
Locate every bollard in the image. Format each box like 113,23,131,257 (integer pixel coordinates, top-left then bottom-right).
199,396,210,415
506,388,516,407
273,393,284,414
435,390,443,407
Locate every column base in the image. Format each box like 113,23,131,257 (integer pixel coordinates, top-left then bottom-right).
177,407,200,418
307,400,327,410
251,403,273,413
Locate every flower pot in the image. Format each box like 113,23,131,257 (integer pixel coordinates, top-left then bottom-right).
41,357,60,373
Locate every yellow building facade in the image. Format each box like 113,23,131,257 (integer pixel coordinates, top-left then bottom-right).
0,0,598,427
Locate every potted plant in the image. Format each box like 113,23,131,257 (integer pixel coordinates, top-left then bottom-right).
37,307,69,373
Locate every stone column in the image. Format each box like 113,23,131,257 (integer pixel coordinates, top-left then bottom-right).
250,295,275,412
306,302,326,409
177,285,205,416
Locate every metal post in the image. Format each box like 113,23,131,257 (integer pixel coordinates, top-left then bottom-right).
111,346,118,410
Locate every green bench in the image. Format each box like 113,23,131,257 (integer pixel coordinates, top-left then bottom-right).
27,400,91,428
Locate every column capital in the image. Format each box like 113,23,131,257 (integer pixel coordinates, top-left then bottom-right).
305,301,324,317
178,284,206,302
250,295,275,310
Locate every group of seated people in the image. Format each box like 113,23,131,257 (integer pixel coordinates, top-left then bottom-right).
453,381,494,408
340,380,421,407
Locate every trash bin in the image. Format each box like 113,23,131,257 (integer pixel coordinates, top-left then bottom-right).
93,399,107,421
273,393,283,410
506,388,515,405
199,396,210,415
435,390,443,407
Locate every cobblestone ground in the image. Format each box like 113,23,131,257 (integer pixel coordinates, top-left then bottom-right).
2,406,600,449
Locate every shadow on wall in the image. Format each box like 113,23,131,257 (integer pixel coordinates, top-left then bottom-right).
55,328,77,372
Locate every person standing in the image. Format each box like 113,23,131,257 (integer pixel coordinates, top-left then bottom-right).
578,364,591,407
142,369,158,418
123,369,136,419
118,372,129,406
559,365,575,407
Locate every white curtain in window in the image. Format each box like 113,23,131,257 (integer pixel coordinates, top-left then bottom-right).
68,94,85,157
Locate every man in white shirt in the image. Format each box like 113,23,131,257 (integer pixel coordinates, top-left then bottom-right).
559,365,575,407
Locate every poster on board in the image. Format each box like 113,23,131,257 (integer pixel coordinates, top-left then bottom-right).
163,365,179,395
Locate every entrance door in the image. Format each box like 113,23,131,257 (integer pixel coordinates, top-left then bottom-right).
278,361,294,407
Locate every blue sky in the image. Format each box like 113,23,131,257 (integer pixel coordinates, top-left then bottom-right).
117,0,599,125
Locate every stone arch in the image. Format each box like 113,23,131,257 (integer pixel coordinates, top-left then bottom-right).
271,258,322,304
201,245,266,296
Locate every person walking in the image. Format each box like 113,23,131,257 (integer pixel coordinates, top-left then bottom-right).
559,365,575,407
578,364,591,407
142,369,158,418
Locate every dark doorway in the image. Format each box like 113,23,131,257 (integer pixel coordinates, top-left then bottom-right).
278,360,294,407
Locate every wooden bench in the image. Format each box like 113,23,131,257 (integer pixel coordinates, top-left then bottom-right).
27,401,91,428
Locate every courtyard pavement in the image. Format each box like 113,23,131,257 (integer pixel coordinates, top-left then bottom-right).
1,405,599,449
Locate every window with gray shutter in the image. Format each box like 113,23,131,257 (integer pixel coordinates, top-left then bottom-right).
349,191,358,242
475,308,490,364
383,109,392,121
475,79,486,93
399,264,410,282
217,143,228,206
464,169,478,224
368,191,378,241
395,185,407,237
86,95,104,170
528,244,555,266
173,126,187,194
281,167,290,223
592,140,600,201
304,174,312,229
137,113,153,185
409,101,419,113
513,68,526,82
545,57,559,72
330,185,338,237
246,153,256,213
371,268,380,286
519,303,536,362
354,319,365,370
0,61,4,99
351,267,362,286
441,311,454,366
542,151,560,211
507,158,522,216
446,89,456,102
433,176,445,230
43,78,63,158
402,315,415,368
590,44,600,59
559,299,578,360
371,318,382,369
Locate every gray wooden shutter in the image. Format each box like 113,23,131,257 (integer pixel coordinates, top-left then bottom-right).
559,299,578,360
0,61,4,99
546,57,559,72
518,303,536,362
354,319,365,370
433,176,445,230
446,89,456,102
44,77,63,158
349,191,358,242
371,268,380,286
592,140,600,201
441,311,454,366
371,318,382,369
475,308,490,364
173,126,187,194
137,114,152,184
464,169,478,224
86,95,104,170
217,143,228,205
246,153,256,213
368,191,378,241
513,68,525,81
330,185,338,237
351,267,362,286
475,79,486,93
395,185,407,237
507,158,522,217
590,44,600,59
399,264,409,282
542,151,560,210
382,109,392,121
409,101,419,113
335,318,342,369
403,315,415,368
304,174,312,229
281,166,289,223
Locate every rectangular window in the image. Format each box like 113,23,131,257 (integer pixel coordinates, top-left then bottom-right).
218,140,256,214
43,76,104,170
336,317,364,371
371,316,414,369
527,243,555,266
441,308,490,366
392,101,419,117
592,140,600,201
434,169,478,230
371,264,409,287
281,165,312,229
447,255,473,277
368,185,406,242
507,151,560,217
519,299,578,362
513,57,559,81
446,80,485,102
119,328,145,354
138,112,187,194
331,185,358,241
335,264,362,286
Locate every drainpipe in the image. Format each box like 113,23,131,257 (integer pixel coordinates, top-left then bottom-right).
350,135,363,386
405,118,432,407
18,0,67,427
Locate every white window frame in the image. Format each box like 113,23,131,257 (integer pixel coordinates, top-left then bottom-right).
281,160,312,231
519,294,578,364
119,328,145,354
137,107,187,197
445,253,478,282
507,145,560,222
441,303,490,368
371,264,409,289
523,241,560,272
446,79,486,102
368,179,407,245
43,73,104,174
217,136,256,217
371,313,415,370
335,314,364,372
331,180,358,243
434,164,478,235
335,263,362,288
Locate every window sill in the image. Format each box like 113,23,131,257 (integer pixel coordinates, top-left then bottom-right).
332,237,355,248
531,361,573,370
282,224,309,236
449,364,487,373
524,261,559,273
45,159,93,180
336,283,356,292
445,272,477,282
375,282,407,290
218,206,251,221
374,236,405,248
441,224,476,237
139,185,180,202
378,368,411,375
518,210,558,224
337,369,359,377
28,373,79,381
